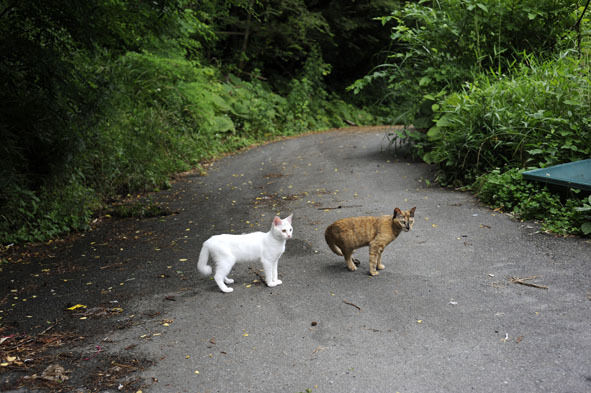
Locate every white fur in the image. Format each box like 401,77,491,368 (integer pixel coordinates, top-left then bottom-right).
197,214,293,293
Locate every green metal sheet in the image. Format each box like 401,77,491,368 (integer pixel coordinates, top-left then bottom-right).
522,159,591,191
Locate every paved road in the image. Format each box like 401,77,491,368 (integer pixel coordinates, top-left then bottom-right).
2,127,590,392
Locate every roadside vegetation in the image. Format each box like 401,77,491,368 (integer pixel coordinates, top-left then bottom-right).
354,0,591,235
1,0,589,243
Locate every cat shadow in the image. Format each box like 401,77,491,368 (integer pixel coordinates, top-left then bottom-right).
320,260,364,276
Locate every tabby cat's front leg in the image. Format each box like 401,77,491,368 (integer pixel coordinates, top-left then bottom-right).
377,252,385,270
368,242,385,276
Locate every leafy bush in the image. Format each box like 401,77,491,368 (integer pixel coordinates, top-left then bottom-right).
576,196,591,235
473,168,590,235
351,0,577,127
422,54,591,186
0,46,377,244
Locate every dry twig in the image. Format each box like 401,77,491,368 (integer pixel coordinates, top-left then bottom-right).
343,300,361,311
509,276,548,290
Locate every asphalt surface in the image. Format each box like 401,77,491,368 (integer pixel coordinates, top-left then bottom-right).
1,126,590,393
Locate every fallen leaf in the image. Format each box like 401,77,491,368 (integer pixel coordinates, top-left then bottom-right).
67,304,87,311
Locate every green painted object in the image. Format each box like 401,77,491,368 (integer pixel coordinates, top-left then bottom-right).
523,159,591,191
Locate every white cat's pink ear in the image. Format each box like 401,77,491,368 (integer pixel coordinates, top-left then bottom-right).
273,216,282,226
285,214,293,224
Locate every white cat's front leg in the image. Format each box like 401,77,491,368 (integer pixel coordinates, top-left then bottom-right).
272,259,282,285
262,259,280,287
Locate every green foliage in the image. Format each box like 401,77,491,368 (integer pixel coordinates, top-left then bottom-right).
576,196,591,235
473,168,589,235
353,0,577,127
413,52,591,236
1,26,377,244
209,0,330,78
421,54,591,186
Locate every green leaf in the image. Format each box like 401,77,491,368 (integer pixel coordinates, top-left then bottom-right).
211,115,235,133
581,222,591,235
419,76,431,87
563,99,582,106
477,3,488,12
422,151,438,164
427,126,441,139
436,115,453,127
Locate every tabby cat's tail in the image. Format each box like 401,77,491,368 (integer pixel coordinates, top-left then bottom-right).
325,230,343,256
197,243,213,276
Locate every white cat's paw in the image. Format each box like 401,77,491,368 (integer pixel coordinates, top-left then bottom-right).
275,279,283,285
224,277,234,284
266,281,278,287
220,287,234,293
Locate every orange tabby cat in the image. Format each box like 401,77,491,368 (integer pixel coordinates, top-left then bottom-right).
325,207,416,276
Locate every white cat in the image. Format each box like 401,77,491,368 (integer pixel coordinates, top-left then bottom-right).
197,214,293,293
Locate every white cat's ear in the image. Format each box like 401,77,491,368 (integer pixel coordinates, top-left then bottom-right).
273,216,282,226
285,214,293,224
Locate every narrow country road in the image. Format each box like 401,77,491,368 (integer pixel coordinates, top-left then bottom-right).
2,127,590,393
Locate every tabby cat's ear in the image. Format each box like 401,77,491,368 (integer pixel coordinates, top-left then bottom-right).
273,216,282,226
393,208,402,218
410,207,416,217
285,214,293,224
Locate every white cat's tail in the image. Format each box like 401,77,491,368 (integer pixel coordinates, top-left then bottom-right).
197,242,213,276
